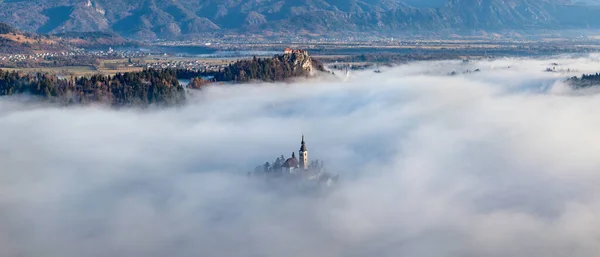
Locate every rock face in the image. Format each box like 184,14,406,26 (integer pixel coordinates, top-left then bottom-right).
285,51,318,75
3,0,600,39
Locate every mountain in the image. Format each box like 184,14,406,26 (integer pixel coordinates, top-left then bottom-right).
1,0,600,39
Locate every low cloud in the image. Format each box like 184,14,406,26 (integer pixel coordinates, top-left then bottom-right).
2,55,600,257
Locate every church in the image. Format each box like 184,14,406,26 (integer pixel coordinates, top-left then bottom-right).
281,135,309,173
252,135,337,188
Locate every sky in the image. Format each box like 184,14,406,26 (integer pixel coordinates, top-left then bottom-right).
2,54,600,257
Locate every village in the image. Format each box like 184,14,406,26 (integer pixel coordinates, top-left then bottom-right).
0,48,148,64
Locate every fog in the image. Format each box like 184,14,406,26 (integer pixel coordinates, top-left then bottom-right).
2,54,600,257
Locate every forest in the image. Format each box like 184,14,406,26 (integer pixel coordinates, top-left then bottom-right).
567,73,600,89
0,68,185,106
178,53,326,84
254,154,326,174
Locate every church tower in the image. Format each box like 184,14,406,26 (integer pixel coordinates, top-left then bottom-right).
299,135,308,170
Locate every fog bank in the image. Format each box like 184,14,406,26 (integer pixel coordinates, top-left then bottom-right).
2,55,600,257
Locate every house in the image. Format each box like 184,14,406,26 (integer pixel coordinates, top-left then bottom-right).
282,152,299,173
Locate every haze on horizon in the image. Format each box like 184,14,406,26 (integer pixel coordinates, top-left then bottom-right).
2,54,600,256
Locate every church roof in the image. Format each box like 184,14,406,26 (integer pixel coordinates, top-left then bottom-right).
300,135,307,152
282,157,298,168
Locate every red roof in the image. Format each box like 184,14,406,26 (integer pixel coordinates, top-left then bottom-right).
282,157,298,168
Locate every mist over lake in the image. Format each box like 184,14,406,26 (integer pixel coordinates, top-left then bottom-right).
2,55,600,257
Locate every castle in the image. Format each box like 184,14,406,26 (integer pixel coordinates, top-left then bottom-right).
284,48,308,55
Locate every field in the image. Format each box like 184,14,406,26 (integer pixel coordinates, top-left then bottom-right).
0,64,143,77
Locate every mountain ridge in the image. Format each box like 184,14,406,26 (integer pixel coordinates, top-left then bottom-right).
1,0,600,39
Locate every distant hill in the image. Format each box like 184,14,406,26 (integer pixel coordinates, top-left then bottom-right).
0,23,135,54
1,0,600,39
0,23,66,54
54,31,136,48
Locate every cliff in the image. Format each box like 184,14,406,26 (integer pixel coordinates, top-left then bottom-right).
285,51,327,76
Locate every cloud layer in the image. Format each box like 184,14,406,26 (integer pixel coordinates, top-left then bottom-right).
2,54,600,257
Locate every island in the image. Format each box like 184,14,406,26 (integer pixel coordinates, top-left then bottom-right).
250,135,338,194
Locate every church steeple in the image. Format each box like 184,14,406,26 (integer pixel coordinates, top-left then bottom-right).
300,134,307,152
299,135,308,170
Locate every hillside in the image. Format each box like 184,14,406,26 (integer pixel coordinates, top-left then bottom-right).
54,31,135,48
179,51,327,87
213,51,326,82
0,23,66,54
1,0,600,39
0,23,134,54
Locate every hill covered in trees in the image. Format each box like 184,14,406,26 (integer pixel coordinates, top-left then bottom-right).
180,51,327,88
0,69,185,107
215,52,326,82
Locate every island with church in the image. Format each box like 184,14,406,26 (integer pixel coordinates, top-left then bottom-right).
251,135,339,191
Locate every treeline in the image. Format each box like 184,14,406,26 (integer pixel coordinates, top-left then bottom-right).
254,154,326,174
177,53,326,84
0,68,185,106
567,73,600,89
